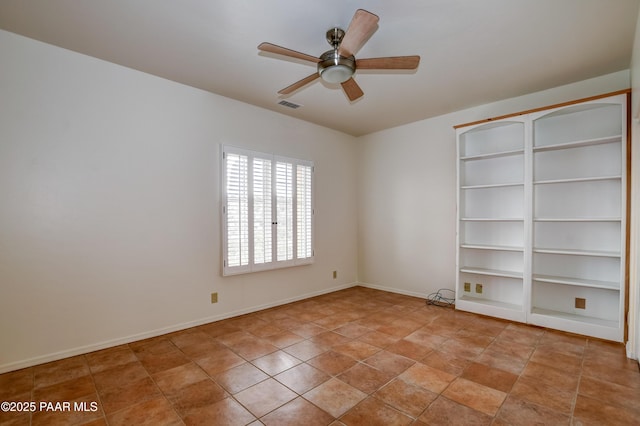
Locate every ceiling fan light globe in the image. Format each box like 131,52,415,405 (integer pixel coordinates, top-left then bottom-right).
320,64,354,83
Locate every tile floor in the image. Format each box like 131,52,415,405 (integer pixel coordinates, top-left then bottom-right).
1,286,639,425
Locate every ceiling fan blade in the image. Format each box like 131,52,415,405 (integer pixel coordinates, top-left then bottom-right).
258,42,320,63
278,73,320,95
356,56,420,70
341,77,364,101
338,9,379,57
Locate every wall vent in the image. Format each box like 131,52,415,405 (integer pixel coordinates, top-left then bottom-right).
278,100,302,109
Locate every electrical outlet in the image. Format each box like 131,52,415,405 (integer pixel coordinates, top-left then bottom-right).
464,282,471,292
211,292,218,304
333,270,337,279
575,298,586,309
475,283,483,294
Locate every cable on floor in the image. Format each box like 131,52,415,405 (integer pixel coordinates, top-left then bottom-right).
426,288,455,307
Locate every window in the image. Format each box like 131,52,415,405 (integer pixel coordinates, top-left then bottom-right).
222,145,314,275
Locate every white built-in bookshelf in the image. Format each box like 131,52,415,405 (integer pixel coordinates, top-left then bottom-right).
455,92,628,341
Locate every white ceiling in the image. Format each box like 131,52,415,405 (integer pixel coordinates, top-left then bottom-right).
1,0,638,136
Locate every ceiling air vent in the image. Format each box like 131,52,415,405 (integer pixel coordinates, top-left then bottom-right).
278,100,302,109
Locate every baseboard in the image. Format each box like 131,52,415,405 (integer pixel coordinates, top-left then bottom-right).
0,281,358,374
357,281,435,300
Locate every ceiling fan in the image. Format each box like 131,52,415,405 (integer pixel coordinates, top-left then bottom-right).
258,9,420,102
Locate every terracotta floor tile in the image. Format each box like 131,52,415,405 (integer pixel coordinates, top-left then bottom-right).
340,396,413,426
404,328,447,349
106,396,182,426
198,322,242,339
98,377,161,414
578,375,640,413
182,397,255,425
539,330,587,347
4,286,640,426
373,378,437,418
234,378,297,417
486,338,535,361
0,368,33,399
363,350,415,376
0,410,30,426
442,377,506,416
495,326,543,346
509,376,574,414
474,348,528,375
283,340,328,361
583,347,638,371
308,350,358,376
573,394,640,426
338,363,394,394
303,377,367,418
129,337,175,357
494,395,570,426
270,317,305,331
213,362,269,394
245,323,283,338
261,396,334,426
179,339,227,360
168,330,213,349
194,348,245,376
287,322,327,338
152,362,208,396
166,378,227,417
33,356,90,389
399,363,455,394
385,339,431,361
228,339,279,361
274,363,330,394
334,341,381,361
453,329,496,348
264,330,305,348
537,339,585,358
85,345,137,373
215,330,255,347
32,374,96,402
529,347,583,375
461,362,518,393
92,361,149,391
79,417,108,426
138,349,190,375
438,338,484,361
356,330,400,348
333,323,373,339
313,314,353,330
421,349,471,376
310,331,352,348
418,396,492,426
581,358,640,389
375,324,416,338
251,350,301,376
425,323,461,339
519,360,579,393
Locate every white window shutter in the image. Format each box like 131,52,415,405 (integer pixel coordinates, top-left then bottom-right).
253,157,272,265
296,163,313,261
275,161,294,262
222,146,313,275
224,152,249,271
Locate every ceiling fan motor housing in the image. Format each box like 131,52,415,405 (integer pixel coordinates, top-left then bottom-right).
317,27,356,84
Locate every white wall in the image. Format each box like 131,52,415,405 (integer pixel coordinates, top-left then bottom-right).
0,30,359,373
357,71,631,300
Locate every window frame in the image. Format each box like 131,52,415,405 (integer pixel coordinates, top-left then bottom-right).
221,145,314,276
